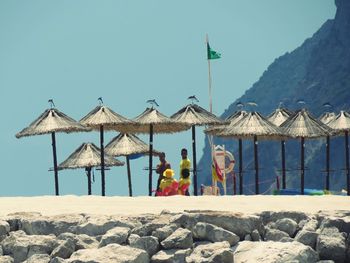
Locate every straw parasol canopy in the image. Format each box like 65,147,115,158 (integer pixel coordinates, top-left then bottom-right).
124,105,190,196
59,143,124,195
171,102,223,195
16,104,90,196
205,111,285,194
268,107,294,190
105,133,160,196
80,100,136,196
281,109,333,194
327,110,350,195
319,111,337,191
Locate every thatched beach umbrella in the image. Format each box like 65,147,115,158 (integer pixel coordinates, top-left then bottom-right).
58,143,124,195
16,103,90,195
80,100,135,196
268,108,293,189
105,133,160,196
319,111,337,190
281,109,332,194
206,110,248,194
171,102,223,195
327,111,350,195
206,111,284,194
124,105,190,196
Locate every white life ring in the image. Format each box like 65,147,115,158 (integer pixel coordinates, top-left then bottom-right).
225,151,235,173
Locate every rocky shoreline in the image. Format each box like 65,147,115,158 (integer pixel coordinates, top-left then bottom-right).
0,210,349,263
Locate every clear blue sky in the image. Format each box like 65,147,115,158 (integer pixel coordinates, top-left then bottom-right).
0,0,336,196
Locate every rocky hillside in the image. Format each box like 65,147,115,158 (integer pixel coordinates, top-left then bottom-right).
0,210,350,262
198,0,350,194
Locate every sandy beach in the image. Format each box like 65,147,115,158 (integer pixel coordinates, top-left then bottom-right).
0,195,349,216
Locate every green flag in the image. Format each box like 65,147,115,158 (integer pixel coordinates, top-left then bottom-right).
207,43,221,60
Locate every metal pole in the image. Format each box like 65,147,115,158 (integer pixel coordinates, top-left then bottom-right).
345,131,350,196
281,140,286,189
51,132,59,196
87,167,92,195
301,137,305,195
206,34,213,113
149,124,153,196
326,135,330,191
192,125,198,196
126,156,132,197
254,135,259,194
233,173,236,195
100,125,105,196
239,139,243,195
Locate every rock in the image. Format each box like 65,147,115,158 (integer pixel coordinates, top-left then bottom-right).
259,211,309,225
244,234,252,241
316,227,346,262
319,216,350,234
264,228,290,241
98,227,130,247
49,258,66,263
128,234,159,256
280,237,294,242
151,224,178,241
1,230,58,263
4,212,42,232
233,241,319,263
186,241,233,263
74,216,121,236
23,254,51,263
316,261,335,263
67,243,149,263
161,228,193,249
303,219,319,232
132,222,169,237
50,239,75,259
295,230,318,249
0,246,2,256
0,256,14,263
275,218,298,237
192,222,239,246
192,241,211,248
57,233,98,250
0,221,10,237
251,229,261,241
151,248,191,263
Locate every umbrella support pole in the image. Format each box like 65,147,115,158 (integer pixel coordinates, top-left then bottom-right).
126,156,133,197
254,135,259,194
192,126,198,196
86,167,92,195
51,132,59,196
149,124,153,196
301,137,305,195
281,140,286,189
326,135,330,191
238,139,243,195
100,125,106,196
346,131,350,196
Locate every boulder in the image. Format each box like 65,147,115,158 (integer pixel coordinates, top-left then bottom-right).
161,228,193,250
319,216,350,234
244,234,252,241
1,230,58,263
4,212,42,232
98,227,130,247
251,229,261,241
50,239,75,259
186,241,233,263
264,228,290,241
316,227,346,262
0,245,2,256
74,216,122,236
151,248,191,263
275,218,298,237
233,241,319,263
49,257,66,263
151,224,178,241
0,221,10,237
67,243,149,263
57,233,98,250
302,219,319,232
259,211,309,225
295,230,318,249
192,222,239,246
0,256,14,263
23,254,51,263
128,234,159,256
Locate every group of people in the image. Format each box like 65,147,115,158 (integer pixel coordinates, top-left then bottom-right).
155,148,191,196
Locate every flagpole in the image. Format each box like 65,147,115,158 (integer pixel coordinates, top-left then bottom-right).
207,34,213,114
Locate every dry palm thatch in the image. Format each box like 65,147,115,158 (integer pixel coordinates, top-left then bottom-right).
105,133,160,197
16,108,90,138
59,143,124,170
267,108,294,127
170,103,223,195
319,112,337,125
327,110,350,195
205,110,248,135
16,107,90,196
